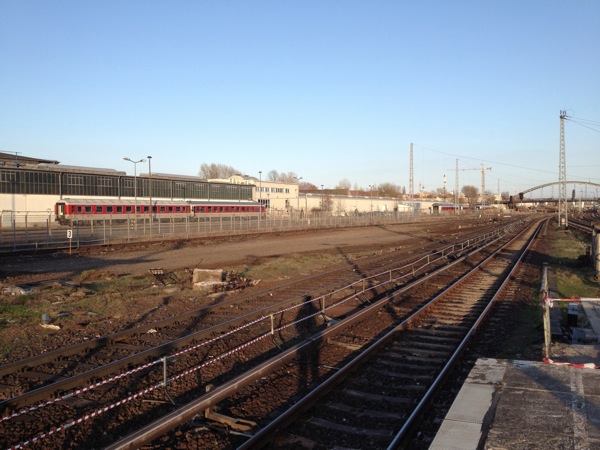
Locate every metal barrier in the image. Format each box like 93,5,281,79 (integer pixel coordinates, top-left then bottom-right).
0,211,475,254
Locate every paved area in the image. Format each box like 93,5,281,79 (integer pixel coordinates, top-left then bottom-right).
431,353,600,449
431,297,600,450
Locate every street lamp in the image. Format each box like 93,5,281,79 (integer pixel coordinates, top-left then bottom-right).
123,157,146,229
369,185,374,216
294,176,303,213
258,171,262,221
321,185,324,211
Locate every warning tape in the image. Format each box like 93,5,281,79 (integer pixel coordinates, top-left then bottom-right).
543,296,600,307
5,284,386,447
542,357,600,369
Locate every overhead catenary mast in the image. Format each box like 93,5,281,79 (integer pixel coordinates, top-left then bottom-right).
558,110,568,228
479,163,492,205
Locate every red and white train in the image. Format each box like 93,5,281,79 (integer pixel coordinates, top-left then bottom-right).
55,198,266,224
431,203,472,214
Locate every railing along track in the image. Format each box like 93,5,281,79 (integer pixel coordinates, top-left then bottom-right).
230,219,544,449
0,219,531,449
0,222,514,409
99,219,540,449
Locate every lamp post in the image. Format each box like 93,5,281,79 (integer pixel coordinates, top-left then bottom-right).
258,171,262,222
123,157,146,229
321,185,324,212
147,156,152,224
294,176,303,214
369,185,374,216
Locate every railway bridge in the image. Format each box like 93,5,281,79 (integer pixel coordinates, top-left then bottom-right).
512,180,600,205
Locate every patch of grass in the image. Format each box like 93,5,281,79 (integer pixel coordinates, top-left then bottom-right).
548,224,600,299
0,304,38,325
235,253,346,281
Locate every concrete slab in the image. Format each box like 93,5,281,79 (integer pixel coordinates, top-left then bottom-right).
582,302,600,342
430,359,600,450
429,421,483,450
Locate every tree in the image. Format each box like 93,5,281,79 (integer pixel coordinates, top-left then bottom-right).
278,172,299,183
501,191,510,201
482,191,496,205
199,163,239,179
377,182,402,198
461,185,479,208
266,170,299,183
336,178,352,190
300,181,318,190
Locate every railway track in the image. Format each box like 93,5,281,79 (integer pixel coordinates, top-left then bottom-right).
106,218,543,449
0,218,532,449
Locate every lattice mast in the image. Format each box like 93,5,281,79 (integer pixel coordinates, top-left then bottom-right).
558,110,568,228
480,164,492,205
409,143,414,202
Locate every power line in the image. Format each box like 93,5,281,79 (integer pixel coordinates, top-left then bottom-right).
413,144,558,175
566,118,600,133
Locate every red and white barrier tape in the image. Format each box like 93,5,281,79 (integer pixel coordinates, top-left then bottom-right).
543,357,599,369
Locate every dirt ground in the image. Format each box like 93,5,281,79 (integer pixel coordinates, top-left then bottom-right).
1,223,449,361
1,224,438,285
2,220,595,366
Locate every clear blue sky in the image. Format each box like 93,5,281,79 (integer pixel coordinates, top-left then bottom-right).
2,1,599,196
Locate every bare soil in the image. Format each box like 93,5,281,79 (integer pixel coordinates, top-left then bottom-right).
0,223,444,361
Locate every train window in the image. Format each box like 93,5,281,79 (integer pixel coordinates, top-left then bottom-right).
160,206,166,212
96,206,103,213
125,206,132,213
85,206,92,213
116,206,122,213
175,206,180,212
107,206,113,213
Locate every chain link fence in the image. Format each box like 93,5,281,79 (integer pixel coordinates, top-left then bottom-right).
0,210,467,254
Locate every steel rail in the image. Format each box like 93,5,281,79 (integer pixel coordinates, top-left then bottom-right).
387,218,545,449
236,219,541,449
103,220,533,449
0,224,515,413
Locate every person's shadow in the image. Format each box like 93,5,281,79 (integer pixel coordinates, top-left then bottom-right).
295,295,321,390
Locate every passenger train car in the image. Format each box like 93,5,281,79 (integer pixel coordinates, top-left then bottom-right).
55,198,266,224
431,203,472,214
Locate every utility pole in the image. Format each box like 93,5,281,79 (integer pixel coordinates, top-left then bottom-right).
480,164,492,205
409,143,414,204
558,110,568,228
443,174,447,201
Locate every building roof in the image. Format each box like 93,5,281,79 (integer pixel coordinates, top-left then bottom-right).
0,151,59,167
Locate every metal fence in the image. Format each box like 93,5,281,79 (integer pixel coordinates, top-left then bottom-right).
0,210,469,254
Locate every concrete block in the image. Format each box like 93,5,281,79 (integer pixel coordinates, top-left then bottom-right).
192,269,224,284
